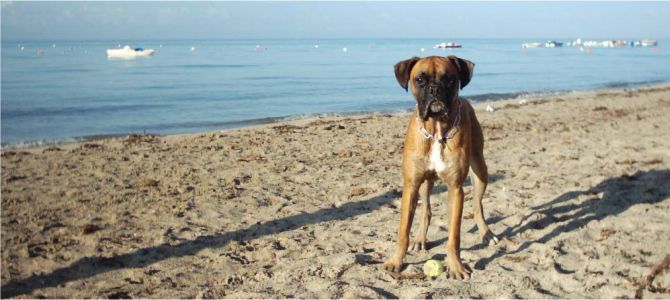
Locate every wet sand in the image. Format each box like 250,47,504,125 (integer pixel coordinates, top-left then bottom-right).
2,85,670,298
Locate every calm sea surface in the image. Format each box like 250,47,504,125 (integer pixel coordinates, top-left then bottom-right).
2,38,669,147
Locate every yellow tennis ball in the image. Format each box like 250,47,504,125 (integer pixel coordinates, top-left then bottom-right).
423,259,445,277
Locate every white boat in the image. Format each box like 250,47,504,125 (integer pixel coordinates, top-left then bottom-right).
544,40,563,48
521,42,542,48
106,45,155,58
641,39,658,47
633,39,658,47
434,42,462,49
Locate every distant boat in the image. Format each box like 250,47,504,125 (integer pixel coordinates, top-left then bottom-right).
521,42,542,48
567,38,583,47
434,42,462,49
106,45,155,58
633,39,658,47
544,40,563,48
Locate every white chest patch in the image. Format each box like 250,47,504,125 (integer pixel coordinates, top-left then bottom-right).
428,139,446,172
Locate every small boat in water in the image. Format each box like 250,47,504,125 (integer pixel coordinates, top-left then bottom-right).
521,42,543,48
106,45,155,58
632,39,658,47
434,42,462,49
544,40,563,48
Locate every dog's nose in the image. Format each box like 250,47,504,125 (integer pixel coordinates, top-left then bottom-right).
429,85,438,96
428,85,441,97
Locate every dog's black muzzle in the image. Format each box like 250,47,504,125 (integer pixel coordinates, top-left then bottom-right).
418,84,450,120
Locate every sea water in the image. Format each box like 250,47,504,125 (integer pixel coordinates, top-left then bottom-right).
2,38,669,147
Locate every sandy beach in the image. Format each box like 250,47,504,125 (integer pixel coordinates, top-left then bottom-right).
2,85,670,298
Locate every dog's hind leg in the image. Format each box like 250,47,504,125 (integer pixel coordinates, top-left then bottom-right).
470,121,499,246
410,179,434,251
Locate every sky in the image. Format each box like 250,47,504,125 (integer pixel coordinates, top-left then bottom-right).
1,1,670,41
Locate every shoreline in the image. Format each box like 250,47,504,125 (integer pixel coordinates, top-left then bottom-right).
4,82,669,152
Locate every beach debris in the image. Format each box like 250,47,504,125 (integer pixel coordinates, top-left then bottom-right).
237,155,265,162
273,124,304,133
6,174,27,183
504,255,528,263
323,124,345,130
642,158,663,165
350,187,366,197
521,276,542,290
80,143,104,150
1,150,31,158
336,149,353,158
124,277,144,285
615,159,637,165
598,229,617,241
635,255,670,298
137,178,159,188
123,134,160,145
107,291,131,299
518,99,528,105
42,146,63,153
486,105,495,112
82,224,101,235
423,259,445,277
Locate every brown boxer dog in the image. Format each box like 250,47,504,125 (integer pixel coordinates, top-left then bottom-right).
383,56,498,279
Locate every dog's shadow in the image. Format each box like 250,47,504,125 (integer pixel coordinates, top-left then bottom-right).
474,169,670,270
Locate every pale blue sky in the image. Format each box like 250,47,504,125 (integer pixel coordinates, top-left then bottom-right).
2,1,669,41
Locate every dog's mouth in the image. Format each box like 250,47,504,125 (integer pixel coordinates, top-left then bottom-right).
420,100,448,120
430,101,445,113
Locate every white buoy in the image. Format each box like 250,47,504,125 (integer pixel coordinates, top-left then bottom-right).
190,46,196,51
342,47,348,52
420,47,426,52
486,105,495,112
314,44,319,49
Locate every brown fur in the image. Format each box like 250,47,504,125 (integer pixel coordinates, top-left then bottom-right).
383,56,498,279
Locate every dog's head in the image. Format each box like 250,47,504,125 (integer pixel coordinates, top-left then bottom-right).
394,56,474,120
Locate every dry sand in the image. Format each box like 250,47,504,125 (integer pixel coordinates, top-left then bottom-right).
2,85,670,298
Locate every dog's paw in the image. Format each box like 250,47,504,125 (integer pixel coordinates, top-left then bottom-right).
382,257,403,273
480,230,499,246
409,238,429,251
446,259,471,280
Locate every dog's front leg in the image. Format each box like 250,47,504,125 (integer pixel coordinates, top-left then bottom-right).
445,184,471,279
383,176,422,273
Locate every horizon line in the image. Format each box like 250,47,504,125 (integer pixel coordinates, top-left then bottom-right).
2,36,667,43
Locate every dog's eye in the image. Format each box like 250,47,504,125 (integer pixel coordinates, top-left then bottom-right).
415,77,424,85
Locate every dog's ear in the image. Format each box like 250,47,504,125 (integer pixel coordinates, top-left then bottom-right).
447,56,475,89
394,56,420,91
